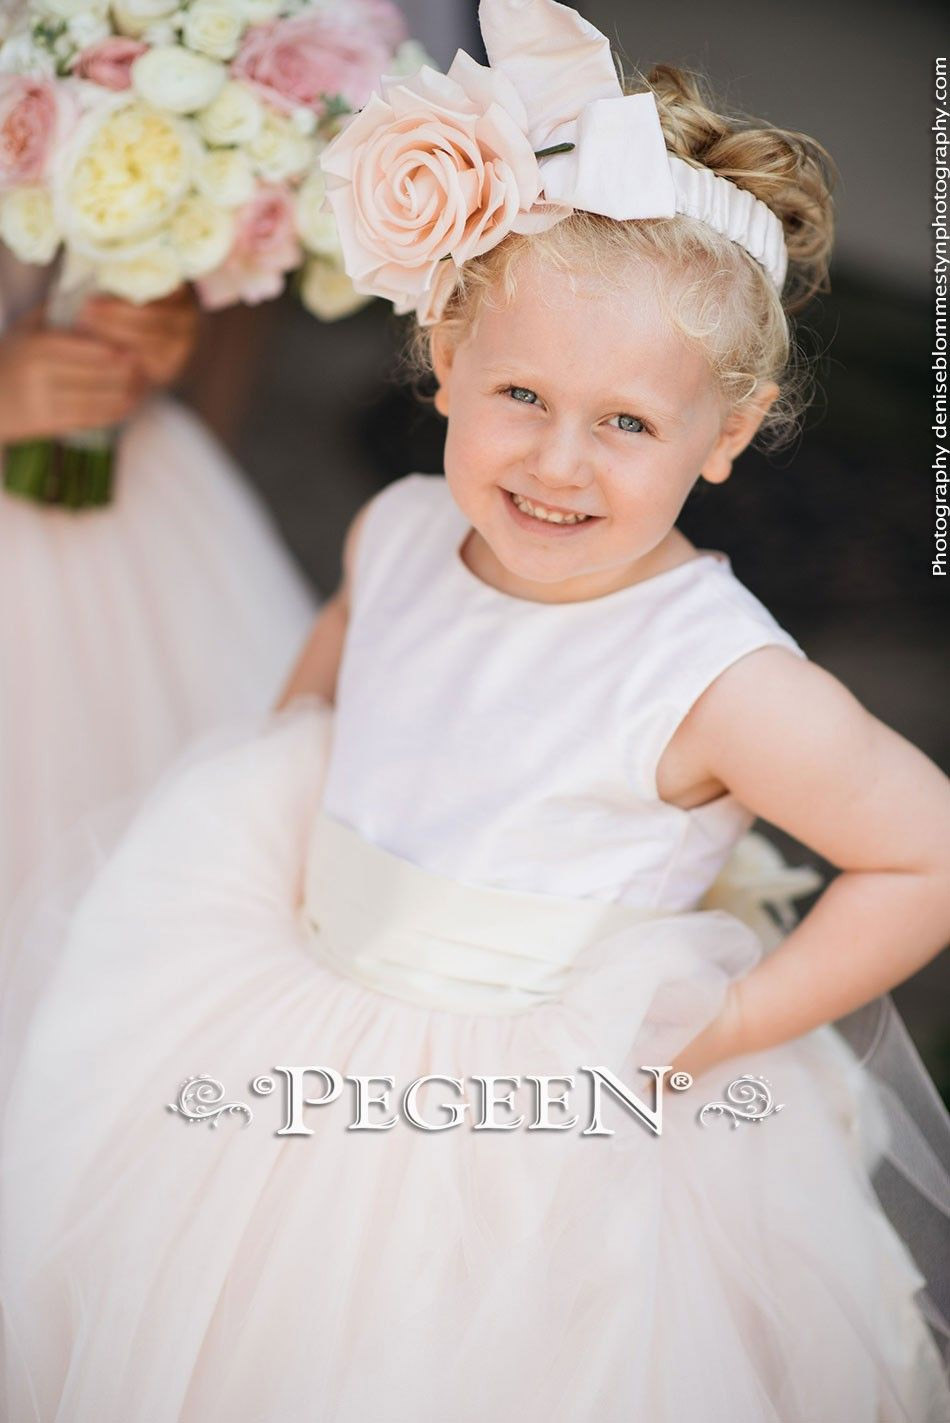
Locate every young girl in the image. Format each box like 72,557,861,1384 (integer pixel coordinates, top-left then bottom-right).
0,252,315,929
2,2,949,1419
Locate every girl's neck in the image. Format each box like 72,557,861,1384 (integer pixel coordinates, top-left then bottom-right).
459,527,701,605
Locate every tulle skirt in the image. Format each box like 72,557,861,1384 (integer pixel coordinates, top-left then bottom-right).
1,699,948,1422
0,393,315,926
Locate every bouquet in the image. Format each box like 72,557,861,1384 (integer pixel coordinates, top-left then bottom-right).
0,0,427,507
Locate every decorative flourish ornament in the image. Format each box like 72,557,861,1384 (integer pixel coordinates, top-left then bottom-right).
166,1074,253,1129
699,1075,785,1129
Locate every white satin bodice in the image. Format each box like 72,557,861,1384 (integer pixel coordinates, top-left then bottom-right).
320,473,808,913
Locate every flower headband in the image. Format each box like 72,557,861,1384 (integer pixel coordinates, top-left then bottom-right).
319,0,789,326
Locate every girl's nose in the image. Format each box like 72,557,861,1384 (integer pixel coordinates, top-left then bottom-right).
529,421,594,490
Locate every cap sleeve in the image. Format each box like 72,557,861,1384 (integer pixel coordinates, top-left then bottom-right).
625,622,808,804
346,473,444,618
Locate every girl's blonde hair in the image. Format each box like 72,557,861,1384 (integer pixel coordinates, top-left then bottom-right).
405,63,837,452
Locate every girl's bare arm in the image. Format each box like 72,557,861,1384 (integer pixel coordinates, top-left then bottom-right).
669,646,950,1071
273,499,371,711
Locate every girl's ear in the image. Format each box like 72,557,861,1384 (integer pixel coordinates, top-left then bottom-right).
700,382,780,484
430,329,455,418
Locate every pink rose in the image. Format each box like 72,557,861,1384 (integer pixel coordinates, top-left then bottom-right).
319,51,561,321
73,37,148,92
231,2,407,117
196,184,302,309
0,77,70,190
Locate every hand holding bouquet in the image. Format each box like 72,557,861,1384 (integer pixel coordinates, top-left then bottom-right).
0,0,427,506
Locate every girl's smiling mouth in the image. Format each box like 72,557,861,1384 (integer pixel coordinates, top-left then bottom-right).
502,487,603,531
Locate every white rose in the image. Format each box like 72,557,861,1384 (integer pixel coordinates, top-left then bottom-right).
300,257,372,322
168,193,234,277
182,2,246,62
96,241,184,303
112,0,179,35
66,13,111,47
196,81,262,147
388,40,434,79
195,148,256,207
132,44,226,114
0,188,61,264
0,35,56,77
290,106,317,138
37,0,110,19
295,172,340,257
245,110,314,183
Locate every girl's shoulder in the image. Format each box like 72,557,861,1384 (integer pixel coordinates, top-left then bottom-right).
621,553,809,803
344,473,452,613
632,546,807,669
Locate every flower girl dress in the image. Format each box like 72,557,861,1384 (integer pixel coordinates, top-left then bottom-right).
0,253,316,929
2,473,948,1422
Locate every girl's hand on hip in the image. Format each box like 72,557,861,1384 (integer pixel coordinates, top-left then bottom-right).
78,285,200,388
0,309,148,443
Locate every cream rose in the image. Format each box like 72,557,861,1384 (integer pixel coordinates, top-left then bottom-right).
295,171,339,257
182,2,247,63
195,147,256,207
111,0,179,39
96,241,183,302
66,13,112,49
196,81,262,147
388,40,432,79
245,109,314,182
36,0,110,19
0,186,61,262
319,51,550,313
53,97,197,255
169,193,235,277
300,255,372,321
131,45,226,114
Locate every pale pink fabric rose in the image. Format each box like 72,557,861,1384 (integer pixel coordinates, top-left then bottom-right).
231,1,407,117
0,77,71,190
319,50,562,323
73,37,149,92
196,184,302,309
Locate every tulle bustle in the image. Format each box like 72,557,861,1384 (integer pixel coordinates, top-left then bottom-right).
701,831,950,1383
1,696,948,1419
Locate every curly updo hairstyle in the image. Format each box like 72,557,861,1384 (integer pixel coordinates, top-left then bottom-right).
406,62,837,453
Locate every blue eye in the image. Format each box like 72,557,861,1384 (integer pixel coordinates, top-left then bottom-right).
505,386,538,404
610,413,646,434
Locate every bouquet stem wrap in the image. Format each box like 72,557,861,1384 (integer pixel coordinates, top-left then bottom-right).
3,268,117,511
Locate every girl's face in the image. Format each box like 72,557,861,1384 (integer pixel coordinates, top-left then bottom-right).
432,252,776,603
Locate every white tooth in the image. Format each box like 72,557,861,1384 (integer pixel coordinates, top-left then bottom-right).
512,490,589,524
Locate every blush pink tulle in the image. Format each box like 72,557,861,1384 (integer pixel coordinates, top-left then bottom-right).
0,393,316,927
1,699,948,1422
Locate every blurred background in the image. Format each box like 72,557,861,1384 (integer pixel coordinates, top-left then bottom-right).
175,0,949,1095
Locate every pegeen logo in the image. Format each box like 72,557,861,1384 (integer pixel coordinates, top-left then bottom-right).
167,1066,784,1135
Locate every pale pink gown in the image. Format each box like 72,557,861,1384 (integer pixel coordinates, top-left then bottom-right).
2,473,947,1421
